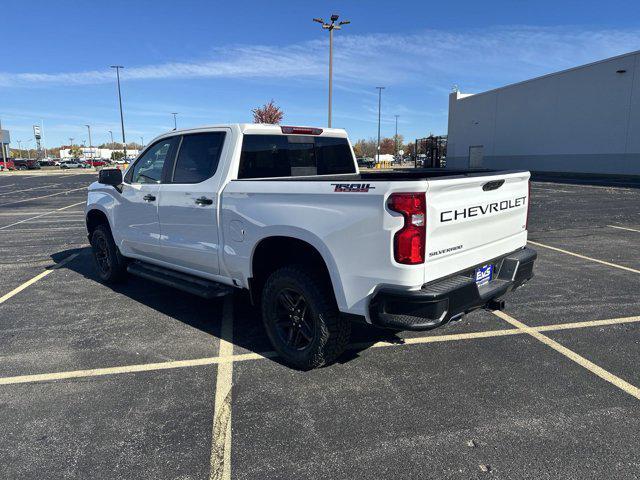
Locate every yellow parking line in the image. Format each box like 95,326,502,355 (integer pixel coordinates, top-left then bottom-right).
0,253,79,305
1,314,639,387
493,310,640,401
0,355,225,386
528,240,640,274
607,225,640,234
351,327,522,351
210,297,234,480
535,315,640,332
0,201,85,230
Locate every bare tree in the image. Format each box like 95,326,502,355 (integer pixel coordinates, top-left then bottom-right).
252,100,284,124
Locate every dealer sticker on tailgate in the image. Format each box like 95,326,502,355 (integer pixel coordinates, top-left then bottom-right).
475,264,493,286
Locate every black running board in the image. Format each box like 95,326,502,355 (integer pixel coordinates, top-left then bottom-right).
127,261,233,299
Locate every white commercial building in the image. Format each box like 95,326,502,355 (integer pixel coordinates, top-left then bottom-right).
446,50,640,176
60,147,140,160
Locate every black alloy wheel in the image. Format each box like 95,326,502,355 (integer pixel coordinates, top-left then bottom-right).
274,287,315,351
93,234,112,278
90,224,127,283
261,265,351,369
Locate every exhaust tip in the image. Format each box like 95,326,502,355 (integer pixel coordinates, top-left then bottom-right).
486,299,505,311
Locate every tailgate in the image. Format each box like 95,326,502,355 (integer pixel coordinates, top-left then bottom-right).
424,171,530,283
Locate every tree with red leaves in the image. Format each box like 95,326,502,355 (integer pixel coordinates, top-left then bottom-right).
379,137,396,155
252,100,284,124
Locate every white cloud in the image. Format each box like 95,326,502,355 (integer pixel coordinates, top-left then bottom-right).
1,26,639,90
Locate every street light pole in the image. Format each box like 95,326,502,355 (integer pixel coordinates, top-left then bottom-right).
85,124,93,162
110,65,127,159
0,118,6,170
313,14,350,128
140,136,144,148
394,115,399,157
17,140,22,158
41,120,47,159
376,86,385,163
109,130,114,145
171,113,178,130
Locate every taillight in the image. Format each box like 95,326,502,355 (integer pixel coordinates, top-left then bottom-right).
388,192,426,265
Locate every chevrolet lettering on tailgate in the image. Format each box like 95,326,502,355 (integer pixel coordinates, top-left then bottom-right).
440,196,527,223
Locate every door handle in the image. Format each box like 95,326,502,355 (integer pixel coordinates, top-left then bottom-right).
195,196,213,206
143,194,156,202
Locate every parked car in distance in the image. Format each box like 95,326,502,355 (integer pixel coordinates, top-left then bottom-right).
357,157,375,168
60,159,90,169
38,159,57,167
85,159,110,167
13,159,41,170
0,159,16,171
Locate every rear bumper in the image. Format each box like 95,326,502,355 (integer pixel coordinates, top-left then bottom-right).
369,247,536,330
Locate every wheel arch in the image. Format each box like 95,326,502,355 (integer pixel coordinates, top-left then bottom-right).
249,235,345,309
86,208,111,237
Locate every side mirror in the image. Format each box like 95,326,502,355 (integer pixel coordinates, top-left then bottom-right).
98,168,123,187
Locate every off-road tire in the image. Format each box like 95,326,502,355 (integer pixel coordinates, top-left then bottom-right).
91,224,128,283
261,265,351,370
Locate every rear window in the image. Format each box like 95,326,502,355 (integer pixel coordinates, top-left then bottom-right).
238,135,356,179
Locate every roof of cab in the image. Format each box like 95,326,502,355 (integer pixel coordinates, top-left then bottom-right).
163,123,348,137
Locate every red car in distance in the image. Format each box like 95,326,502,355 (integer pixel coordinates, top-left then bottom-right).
0,159,16,171
85,159,110,167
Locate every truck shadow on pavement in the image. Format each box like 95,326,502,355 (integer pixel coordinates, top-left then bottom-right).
52,247,402,368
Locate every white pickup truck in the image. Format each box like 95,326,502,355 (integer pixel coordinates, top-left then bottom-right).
86,124,536,369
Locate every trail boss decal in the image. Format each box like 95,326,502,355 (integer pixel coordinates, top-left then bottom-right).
331,183,375,193
441,196,526,223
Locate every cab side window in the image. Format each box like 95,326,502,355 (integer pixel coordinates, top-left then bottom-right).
171,132,226,183
127,138,174,184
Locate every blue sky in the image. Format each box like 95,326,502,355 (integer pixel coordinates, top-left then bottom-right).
2,0,640,148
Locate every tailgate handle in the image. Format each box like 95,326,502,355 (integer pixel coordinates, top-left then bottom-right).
482,179,505,191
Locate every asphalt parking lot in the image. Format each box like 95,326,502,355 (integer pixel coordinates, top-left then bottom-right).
0,171,639,479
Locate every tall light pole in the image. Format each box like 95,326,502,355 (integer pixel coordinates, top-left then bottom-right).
108,130,114,145
171,112,178,130
110,65,127,158
85,124,93,161
376,86,385,163
140,136,144,148
41,120,47,158
24,140,32,159
0,118,6,169
394,115,399,157
313,14,350,128
17,140,22,158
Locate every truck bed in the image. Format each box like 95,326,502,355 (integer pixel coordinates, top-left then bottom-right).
236,168,527,182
